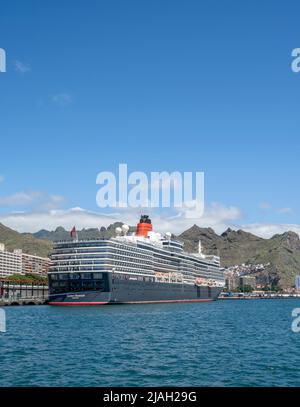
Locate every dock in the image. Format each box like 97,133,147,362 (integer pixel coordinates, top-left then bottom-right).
0,297,47,306
219,294,300,300
0,280,48,306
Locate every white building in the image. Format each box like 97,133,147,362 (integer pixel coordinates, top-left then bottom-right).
22,252,51,276
0,243,22,277
0,243,50,278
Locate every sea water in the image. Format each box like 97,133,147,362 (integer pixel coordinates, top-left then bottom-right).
0,299,300,387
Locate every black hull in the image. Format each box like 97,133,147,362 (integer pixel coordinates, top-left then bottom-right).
49,274,222,305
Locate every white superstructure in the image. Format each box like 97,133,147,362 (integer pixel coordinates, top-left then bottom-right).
50,218,224,288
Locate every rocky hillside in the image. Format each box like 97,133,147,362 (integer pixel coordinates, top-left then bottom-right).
179,226,264,265
178,225,300,288
0,222,52,258
32,223,136,241
248,231,300,288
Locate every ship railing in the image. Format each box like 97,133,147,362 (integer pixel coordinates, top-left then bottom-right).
54,237,110,244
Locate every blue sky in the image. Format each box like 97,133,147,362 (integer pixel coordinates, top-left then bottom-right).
0,0,299,236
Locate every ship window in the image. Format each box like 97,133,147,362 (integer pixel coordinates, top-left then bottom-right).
49,280,70,294
81,273,92,279
70,273,81,280
95,281,104,290
93,273,103,279
82,281,94,290
58,274,69,280
69,281,81,291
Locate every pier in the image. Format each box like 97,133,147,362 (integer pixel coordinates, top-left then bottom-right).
219,292,300,300
0,279,48,306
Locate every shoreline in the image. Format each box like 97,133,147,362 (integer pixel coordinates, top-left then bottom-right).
1,296,300,306
219,294,300,300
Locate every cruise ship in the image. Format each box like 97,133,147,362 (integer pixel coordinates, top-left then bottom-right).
48,216,225,305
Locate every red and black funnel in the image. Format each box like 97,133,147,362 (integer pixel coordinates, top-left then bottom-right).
136,215,153,237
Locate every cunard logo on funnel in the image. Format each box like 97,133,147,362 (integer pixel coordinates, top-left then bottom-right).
0,48,6,73
96,164,204,218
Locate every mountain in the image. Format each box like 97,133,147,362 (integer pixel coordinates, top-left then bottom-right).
33,226,102,241
179,225,223,254
32,223,136,241
179,225,265,264
178,226,300,288
247,231,300,288
0,222,52,258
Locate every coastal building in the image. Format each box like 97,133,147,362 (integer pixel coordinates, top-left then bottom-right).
224,263,269,275
0,244,22,277
0,243,50,278
21,253,51,276
239,276,256,289
225,274,257,291
225,276,238,291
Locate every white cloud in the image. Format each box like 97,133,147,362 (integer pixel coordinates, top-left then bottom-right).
0,208,117,233
278,207,292,214
49,195,65,204
0,191,41,206
0,203,242,234
259,202,272,210
52,93,72,106
0,190,65,210
242,223,300,239
0,175,4,184
0,202,298,239
13,60,31,73
259,202,293,216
